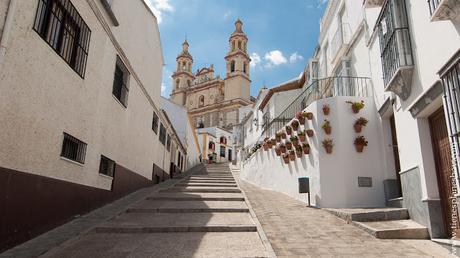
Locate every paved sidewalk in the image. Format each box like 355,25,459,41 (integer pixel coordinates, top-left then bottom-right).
238,178,455,257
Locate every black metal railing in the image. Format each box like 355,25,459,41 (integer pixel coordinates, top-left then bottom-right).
377,0,413,86
262,76,372,138
428,0,441,16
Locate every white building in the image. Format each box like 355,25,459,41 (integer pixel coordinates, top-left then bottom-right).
0,0,187,250
196,127,234,163
240,0,460,240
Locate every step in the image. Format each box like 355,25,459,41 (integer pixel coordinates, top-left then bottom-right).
130,200,248,210
43,232,268,257
160,188,241,193
182,180,237,183
126,208,250,213
387,197,404,208
325,208,409,222
151,192,245,200
102,212,254,227
146,196,245,201
94,225,257,233
352,220,429,239
175,184,237,187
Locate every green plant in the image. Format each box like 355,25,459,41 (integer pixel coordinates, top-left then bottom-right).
291,120,300,130
290,136,299,142
346,100,365,113
322,139,333,148
298,130,305,136
355,117,368,126
323,104,330,115
295,145,302,152
321,119,331,129
354,136,368,146
302,143,310,148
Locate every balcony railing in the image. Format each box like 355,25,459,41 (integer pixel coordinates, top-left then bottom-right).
380,28,413,86
428,0,441,15
262,76,372,138
428,0,460,21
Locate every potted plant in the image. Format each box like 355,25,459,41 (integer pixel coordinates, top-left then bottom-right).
354,136,368,153
302,111,314,120
291,120,300,131
306,129,314,137
302,143,310,154
282,153,290,164
295,145,303,158
298,130,306,142
286,125,293,135
262,142,269,151
346,100,365,114
285,141,293,150
322,120,332,135
280,143,287,153
270,138,277,146
281,131,287,139
275,132,282,142
275,146,282,156
290,136,299,146
322,139,334,154
296,111,306,124
323,104,330,115
289,150,296,161
267,140,273,148
354,117,368,133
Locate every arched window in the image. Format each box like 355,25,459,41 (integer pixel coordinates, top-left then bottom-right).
208,141,215,150
243,62,247,74
182,61,186,70
187,80,191,87
232,41,235,51
243,42,246,51
199,95,205,107
220,136,227,144
230,60,235,73
238,41,242,50
175,79,180,89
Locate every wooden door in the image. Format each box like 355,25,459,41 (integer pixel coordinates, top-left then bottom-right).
429,107,459,237
390,115,402,196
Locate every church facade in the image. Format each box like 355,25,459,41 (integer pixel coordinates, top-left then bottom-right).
170,19,253,130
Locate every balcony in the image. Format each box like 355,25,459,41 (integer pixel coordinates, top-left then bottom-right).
428,0,460,21
262,77,372,137
377,0,414,101
330,23,351,65
364,0,385,8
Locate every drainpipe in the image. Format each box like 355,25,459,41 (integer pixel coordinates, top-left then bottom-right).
0,0,17,68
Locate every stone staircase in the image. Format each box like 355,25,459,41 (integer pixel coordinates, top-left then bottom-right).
326,208,430,239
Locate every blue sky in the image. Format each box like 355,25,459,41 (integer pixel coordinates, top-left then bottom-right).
145,0,328,98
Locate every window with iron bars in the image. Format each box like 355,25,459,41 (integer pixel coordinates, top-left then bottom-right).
33,0,91,78
99,155,115,177
377,0,413,87
113,56,130,107
159,124,166,145
61,132,87,164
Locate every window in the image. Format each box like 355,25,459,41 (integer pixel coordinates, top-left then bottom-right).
232,41,235,51
33,0,91,78
159,123,166,145
175,79,180,89
166,135,171,151
99,155,115,177
220,136,227,144
60,132,87,164
112,56,130,107
238,41,242,50
199,95,205,107
220,146,226,157
243,62,247,74
208,141,215,150
152,112,159,134
230,60,235,73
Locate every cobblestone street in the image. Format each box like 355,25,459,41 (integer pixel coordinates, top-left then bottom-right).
237,171,454,257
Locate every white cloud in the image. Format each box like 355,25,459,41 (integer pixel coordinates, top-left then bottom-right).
250,53,261,68
161,83,166,93
289,52,304,63
264,50,288,66
145,0,174,24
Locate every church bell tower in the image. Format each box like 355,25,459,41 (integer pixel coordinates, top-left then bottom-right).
171,40,194,106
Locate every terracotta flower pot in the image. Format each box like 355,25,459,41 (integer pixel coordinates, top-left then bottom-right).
275,148,282,156
306,130,314,137
354,124,362,133
267,142,273,148
296,151,303,158
276,136,281,142
298,116,305,125
303,147,310,155
325,146,333,154
324,127,332,135
283,156,290,164
352,106,360,114
289,153,296,161
306,112,314,120
323,106,330,115
286,128,292,135
292,140,299,147
295,111,302,119
299,135,306,142
286,142,292,150
280,146,287,153
292,125,299,131
271,139,277,146
355,144,365,153
263,144,268,151
281,133,287,139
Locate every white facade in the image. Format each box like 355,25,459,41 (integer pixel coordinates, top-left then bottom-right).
197,127,234,163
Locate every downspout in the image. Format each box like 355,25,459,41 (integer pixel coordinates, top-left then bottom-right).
0,0,17,68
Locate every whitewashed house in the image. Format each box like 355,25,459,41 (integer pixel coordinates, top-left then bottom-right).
196,127,234,163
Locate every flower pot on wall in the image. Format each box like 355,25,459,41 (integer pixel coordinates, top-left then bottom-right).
291,121,300,131
263,143,268,151
324,127,332,135
296,151,303,158
286,142,292,150
286,127,292,135
289,151,296,161
299,134,306,142
280,145,286,153
303,146,310,155
323,105,330,115
325,146,333,154
283,155,290,164
355,144,365,153
275,148,282,156
267,142,273,148
306,130,314,137
305,112,314,120
276,135,282,142
354,124,363,133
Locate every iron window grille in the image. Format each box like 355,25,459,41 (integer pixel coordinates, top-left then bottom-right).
99,155,115,177
152,112,159,134
377,0,414,87
428,0,441,16
166,135,171,151
33,0,91,78
112,56,130,107
60,132,87,163
159,124,166,145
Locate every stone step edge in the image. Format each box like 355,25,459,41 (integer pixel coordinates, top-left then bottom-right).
352,220,430,239
160,189,242,193
145,197,246,201
325,208,409,222
93,225,257,233
126,208,250,213
175,184,238,187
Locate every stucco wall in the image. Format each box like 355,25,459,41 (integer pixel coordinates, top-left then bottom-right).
241,96,387,208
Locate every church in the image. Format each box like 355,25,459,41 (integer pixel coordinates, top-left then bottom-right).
170,19,254,130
